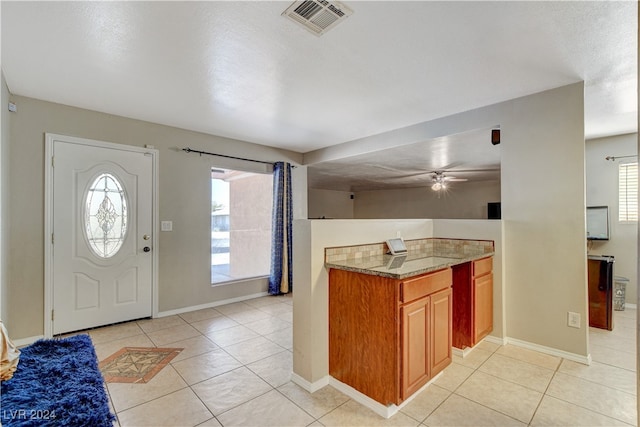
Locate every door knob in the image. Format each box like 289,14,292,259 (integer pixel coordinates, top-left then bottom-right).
143,234,151,240
143,247,151,253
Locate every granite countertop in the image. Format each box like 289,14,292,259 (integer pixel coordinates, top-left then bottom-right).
325,251,494,280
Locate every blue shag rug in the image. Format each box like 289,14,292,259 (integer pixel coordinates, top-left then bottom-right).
1,334,115,426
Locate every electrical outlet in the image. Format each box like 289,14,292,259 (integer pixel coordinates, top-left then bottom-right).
567,311,581,328
161,221,173,232
396,231,401,238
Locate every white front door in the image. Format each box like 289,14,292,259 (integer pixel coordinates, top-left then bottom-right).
48,135,156,335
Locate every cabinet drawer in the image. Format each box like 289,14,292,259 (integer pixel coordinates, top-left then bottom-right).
472,257,493,277
401,268,451,303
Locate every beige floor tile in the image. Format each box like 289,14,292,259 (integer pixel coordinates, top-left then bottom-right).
474,340,501,354
455,371,543,423
257,302,294,316
479,353,555,392
146,323,201,346
191,316,240,334
614,314,636,330
192,367,272,415
247,350,292,387
400,384,451,423
195,417,222,426
546,372,637,425
215,302,253,316
590,328,637,352
530,395,632,426
318,399,419,427
433,361,475,392
225,308,273,324
178,308,223,324
244,296,283,308
206,324,260,347
117,388,212,427
495,345,561,370
424,394,526,426
244,316,291,335
265,326,293,350
224,336,286,364
277,382,350,419
277,311,294,323
137,315,187,333
172,347,242,385
88,322,145,345
590,343,636,371
107,365,188,412
217,389,315,426
453,348,493,369
169,335,219,363
94,333,156,361
559,359,636,395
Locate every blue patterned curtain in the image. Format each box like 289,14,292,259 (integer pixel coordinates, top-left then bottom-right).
268,162,293,295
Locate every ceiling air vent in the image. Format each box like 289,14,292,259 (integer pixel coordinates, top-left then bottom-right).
282,0,353,36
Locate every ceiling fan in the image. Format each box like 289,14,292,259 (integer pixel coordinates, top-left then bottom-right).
429,171,467,191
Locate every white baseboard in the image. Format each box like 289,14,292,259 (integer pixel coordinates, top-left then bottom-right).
484,335,508,346
328,372,443,419
13,335,44,347
329,377,398,419
506,337,591,365
291,372,329,393
156,292,269,317
453,335,506,358
622,303,637,309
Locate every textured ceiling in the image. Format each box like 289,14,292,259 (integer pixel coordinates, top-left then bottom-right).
1,1,637,192
2,1,637,156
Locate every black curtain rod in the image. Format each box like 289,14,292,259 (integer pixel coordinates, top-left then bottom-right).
605,154,638,161
182,147,275,166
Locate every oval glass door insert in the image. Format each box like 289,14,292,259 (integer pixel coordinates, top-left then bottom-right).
85,173,128,258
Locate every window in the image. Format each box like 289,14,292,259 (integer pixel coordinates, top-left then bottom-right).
211,168,273,284
618,162,638,222
84,173,128,258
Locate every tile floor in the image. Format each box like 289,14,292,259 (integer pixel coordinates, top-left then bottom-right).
76,295,637,426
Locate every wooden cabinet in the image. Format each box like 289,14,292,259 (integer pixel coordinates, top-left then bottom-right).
452,256,493,349
329,267,452,405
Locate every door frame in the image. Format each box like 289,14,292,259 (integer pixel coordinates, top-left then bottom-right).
44,133,159,338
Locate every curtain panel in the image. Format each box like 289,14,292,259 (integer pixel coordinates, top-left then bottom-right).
268,162,293,295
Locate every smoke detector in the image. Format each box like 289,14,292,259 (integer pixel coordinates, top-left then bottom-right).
282,0,353,36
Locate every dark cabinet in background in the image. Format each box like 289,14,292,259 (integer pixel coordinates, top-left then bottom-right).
588,255,614,330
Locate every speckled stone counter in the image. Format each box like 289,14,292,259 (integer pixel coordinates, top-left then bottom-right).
325,238,494,279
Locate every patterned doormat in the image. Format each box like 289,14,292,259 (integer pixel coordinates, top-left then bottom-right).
99,347,183,384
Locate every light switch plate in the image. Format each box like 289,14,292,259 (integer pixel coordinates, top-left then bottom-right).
567,311,581,328
161,221,173,232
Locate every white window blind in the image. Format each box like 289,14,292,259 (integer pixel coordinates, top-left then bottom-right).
618,162,638,222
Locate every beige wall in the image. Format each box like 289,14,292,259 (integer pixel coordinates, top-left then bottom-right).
294,83,588,386
586,133,638,304
308,188,354,219
5,95,302,340
353,180,500,219
1,74,10,326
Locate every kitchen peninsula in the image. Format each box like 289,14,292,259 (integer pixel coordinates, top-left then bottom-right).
325,238,494,406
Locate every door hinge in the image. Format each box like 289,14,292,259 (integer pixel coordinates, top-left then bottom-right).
51,233,54,244
51,310,54,321
51,156,54,167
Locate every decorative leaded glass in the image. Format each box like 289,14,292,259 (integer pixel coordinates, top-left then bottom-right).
85,173,128,258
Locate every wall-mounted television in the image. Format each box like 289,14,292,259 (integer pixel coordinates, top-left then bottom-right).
587,206,609,240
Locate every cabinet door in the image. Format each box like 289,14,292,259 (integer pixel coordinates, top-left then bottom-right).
430,287,452,376
401,297,430,400
474,273,493,343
